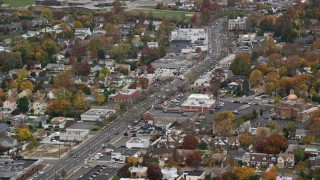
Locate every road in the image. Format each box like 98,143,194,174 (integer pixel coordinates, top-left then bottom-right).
37,17,228,180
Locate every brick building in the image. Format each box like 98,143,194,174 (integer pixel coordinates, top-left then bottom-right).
276,89,318,122
108,89,141,103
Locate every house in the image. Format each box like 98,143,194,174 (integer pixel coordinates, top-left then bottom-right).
295,129,309,140
276,175,293,180
151,148,174,161
0,137,18,149
128,166,147,178
147,42,159,48
47,90,56,99
296,67,312,75
3,98,16,111
277,153,294,168
32,116,49,127
108,89,141,103
180,170,205,180
51,117,66,129
161,167,178,180
0,123,9,134
229,150,246,164
32,100,47,115
18,89,32,98
245,152,270,167
211,153,227,165
7,88,17,98
75,28,91,40
115,64,131,73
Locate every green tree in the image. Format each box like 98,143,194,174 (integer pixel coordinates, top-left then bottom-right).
199,140,208,150
96,94,105,105
294,146,305,164
260,109,264,117
17,96,29,113
40,8,52,20
230,52,251,76
252,109,258,118
101,66,110,75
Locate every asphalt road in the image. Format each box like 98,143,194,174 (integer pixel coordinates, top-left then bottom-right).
36,17,228,180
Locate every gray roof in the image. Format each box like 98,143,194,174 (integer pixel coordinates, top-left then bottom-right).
229,150,246,157
295,129,309,136
187,170,205,176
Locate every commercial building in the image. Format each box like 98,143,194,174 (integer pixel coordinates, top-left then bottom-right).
59,128,89,142
108,89,141,103
81,109,116,121
219,54,236,69
171,28,206,43
228,17,247,30
126,137,150,149
0,158,43,179
181,94,215,113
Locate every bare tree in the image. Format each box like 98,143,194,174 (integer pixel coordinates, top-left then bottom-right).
209,68,224,97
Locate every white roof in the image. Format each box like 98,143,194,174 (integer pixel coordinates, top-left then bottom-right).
188,94,211,100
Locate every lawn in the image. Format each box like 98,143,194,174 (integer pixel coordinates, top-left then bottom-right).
128,9,197,20
2,0,35,7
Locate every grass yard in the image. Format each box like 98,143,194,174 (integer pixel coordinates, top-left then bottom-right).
129,9,197,20
2,0,35,7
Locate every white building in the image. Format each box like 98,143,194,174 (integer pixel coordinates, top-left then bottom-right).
180,94,215,113
161,167,178,180
147,42,159,48
228,17,247,30
126,137,150,149
219,54,236,69
171,28,206,43
81,109,116,121
179,170,205,180
59,129,89,142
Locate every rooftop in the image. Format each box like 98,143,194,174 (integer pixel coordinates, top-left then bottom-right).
82,109,115,116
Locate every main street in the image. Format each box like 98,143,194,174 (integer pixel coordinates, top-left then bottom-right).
37,17,228,180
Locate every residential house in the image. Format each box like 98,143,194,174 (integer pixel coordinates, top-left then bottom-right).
245,152,270,167
211,153,227,165
18,89,32,98
32,100,47,115
229,150,246,164
161,167,178,180
51,117,66,129
276,175,293,180
295,129,309,140
0,123,9,134
277,153,294,168
7,88,17,98
0,137,18,149
75,28,91,40
47,90,56,100
32,116,49,127
3,98,16,111
180,170,205,180
151,148,174,161
296,67,312,75
115,64,131,73
128,166,147,178
147,42,159,48
108,89,141,103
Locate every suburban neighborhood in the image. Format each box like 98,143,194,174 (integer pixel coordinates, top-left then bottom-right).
0,0,319,179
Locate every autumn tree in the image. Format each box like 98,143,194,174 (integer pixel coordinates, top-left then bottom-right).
230,52,251,76
268,53,283,68
46,99,70,117
147,164,163,180
72,90,88,110
294,146,305,164
239,133,253,149
233,166,255,180
286,55,300,76
253,134,288,154
96,94,105,105
73,61,91,76
53,71,75,91
16,127,34,141
88,37,105,59
126,156,139,166
138,77,149,89
221,171,239,180
141,48,160,65
214,111,234,136
249,69,263,88
17,96,29,113
41,8,52,21
181,135,199,150
261,166,278,180
186,151,202,168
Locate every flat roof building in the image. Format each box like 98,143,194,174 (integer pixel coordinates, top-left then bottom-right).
126,137,150,149
81,109,116,121
181,94,215,113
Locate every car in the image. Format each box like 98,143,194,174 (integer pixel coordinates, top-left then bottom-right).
233,111,239,114
115,132,119,135
72,154,77,158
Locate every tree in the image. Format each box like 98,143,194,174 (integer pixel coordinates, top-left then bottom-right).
15,127,34,141
214,111,234,136
147,164,163,180
239,133,253,149
230,52,251,76
210,68,224,97
88,37,105,59
195,47,202,53
96,94,105,105
221,171,239,180
261,166,277,180
54,71,75,91
253,134,288,154
73,61,91,76
138,77,149,89
294,146,305,164
181,135,199,150
313,167,320,180
199,141,207,150
268,53,283,68
41,8,52,21
20,80,34,91
252,109,258,118
249,70,263,88
73,90,87,110
46,99,70,117
17,96,29,113
126,156,139,166
233,166,255,180
286,55,300,76
101,66,110,75
186,151,202,168
73,21,83,28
